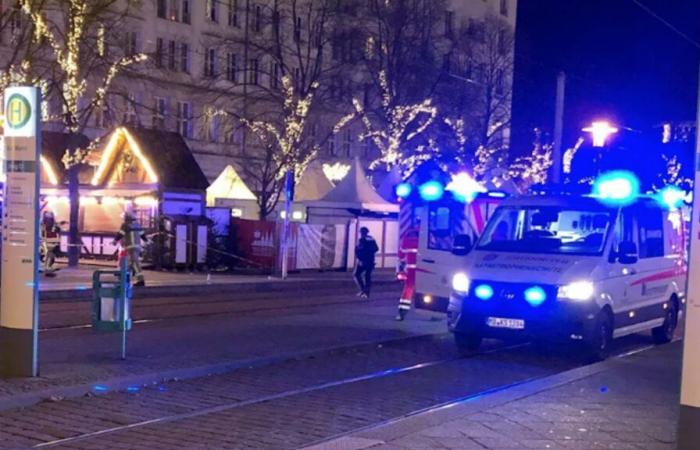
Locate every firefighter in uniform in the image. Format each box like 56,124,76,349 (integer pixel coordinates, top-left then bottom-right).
396,229,419,321
40,210,61,277
113,213,148,287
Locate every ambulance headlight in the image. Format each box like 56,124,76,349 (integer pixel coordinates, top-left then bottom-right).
558,281,595,301
452,273,471,294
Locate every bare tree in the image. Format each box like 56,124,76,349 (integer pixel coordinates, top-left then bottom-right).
440,14,515,167
19,0,147,266
211,0,341,219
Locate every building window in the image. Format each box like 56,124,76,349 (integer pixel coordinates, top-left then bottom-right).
228,0,239,27
226,52,238,82
182,0,191,24
500,0,508,17
180,43,190,72
207,0,219,22
254,5,262,32
445,10,454,38
177,101,192,138
207,110,220,143
248,58,259,85
157,0,167,18
327,134,337,156
94,101,110,129
496,69,505,96
124,31,138,56
168,40,176,70
153,97,167,129
124,93,138,125
205,48,217,78
155,38,164,68
169,0,179,21
294,16,302,42
294,67,302,91
342,130,351,157
269,61,279,89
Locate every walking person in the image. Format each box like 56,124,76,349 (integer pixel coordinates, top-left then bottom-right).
354,227,379,299
40,210,62,277
113,212,148,287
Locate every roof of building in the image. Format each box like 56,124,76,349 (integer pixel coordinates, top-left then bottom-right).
40,131,93,185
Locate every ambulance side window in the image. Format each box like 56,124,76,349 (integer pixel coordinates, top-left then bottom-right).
637,206,664,258
428,206,452,251
612,208,636,256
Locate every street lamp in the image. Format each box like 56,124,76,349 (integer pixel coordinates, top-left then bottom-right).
582,121,618,147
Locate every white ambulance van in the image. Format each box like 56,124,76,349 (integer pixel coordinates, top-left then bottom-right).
446,194,687,360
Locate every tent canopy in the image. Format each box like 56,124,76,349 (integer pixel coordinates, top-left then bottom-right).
306,158,398,213
287,160,335,201
207,164,257,205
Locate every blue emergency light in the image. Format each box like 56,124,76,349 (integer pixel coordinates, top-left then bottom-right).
592,171,640,206
658,185,688,210
524,286,547,307
395,182,412,199
446,172,485,203
419,181,444,201
474,284,494,301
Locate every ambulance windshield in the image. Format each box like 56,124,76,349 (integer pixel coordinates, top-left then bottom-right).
477,206,613,255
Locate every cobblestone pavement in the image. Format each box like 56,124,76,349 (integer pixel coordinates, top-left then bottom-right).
3,294,445,401
0,328,657,449
316,342,680,450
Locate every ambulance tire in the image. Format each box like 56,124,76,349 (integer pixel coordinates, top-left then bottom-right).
454,332,482,356
585,311,613,362
652,300,678,345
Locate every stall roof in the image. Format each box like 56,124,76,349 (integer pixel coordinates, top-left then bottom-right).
40,131,92,185
91,126,209,191
290,160,335,201
306,158,398,213
207,164,257,205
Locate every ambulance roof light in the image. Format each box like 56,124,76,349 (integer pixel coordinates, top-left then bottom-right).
592,171,640,206
419,181,444,202
446,172,485,203
395,182,412,199
658,185,689,210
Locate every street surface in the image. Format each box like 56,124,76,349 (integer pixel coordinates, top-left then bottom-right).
0,280,672,449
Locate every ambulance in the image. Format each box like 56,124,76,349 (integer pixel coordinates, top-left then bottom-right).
446,184,688,360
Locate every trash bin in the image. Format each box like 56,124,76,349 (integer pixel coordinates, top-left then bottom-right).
92,257,132,332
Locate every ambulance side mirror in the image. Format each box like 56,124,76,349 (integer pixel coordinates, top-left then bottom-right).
452,234,472,256
616,241,638,265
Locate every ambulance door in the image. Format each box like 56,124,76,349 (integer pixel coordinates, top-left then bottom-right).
415,203,462,300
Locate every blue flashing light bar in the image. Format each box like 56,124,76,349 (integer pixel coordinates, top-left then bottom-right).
657,185,688,210
446,172,485,203
474,284,494,301
395,182,412,199
419,181,444,202
524,286,547,307
592,171,640,206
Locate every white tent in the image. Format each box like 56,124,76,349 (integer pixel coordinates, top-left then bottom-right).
306,158,398,213
288,160,335,201
206,165,257,206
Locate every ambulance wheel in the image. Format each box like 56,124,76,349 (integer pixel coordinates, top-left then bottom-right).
585,312,612,362
652,301,677,345
454,332,482,356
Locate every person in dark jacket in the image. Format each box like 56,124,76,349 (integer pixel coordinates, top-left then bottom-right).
354,227,379,298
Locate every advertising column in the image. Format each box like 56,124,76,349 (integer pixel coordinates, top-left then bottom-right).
0,87,41,378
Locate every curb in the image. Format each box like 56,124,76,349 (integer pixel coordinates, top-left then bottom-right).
39,275,399,301
301,344,662,450
0,333,441,413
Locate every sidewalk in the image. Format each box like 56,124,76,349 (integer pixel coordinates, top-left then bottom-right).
39,264,398,300
309,342,681,450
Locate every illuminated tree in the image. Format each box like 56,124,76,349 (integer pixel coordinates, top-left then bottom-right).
216,0,341,219
19,0,147,265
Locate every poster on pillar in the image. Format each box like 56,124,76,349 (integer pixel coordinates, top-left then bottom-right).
0,86,41,377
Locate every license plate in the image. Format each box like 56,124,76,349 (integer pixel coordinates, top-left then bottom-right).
486,317,525,330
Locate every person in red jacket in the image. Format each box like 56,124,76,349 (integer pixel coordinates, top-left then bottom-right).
396,229,419,321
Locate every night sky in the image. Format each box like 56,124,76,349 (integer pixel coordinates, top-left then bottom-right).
511,0,700,153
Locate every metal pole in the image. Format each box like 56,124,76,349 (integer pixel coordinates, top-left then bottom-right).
281,170,293,279
677,63,700,450
551,71,566,184
120,255,127,360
